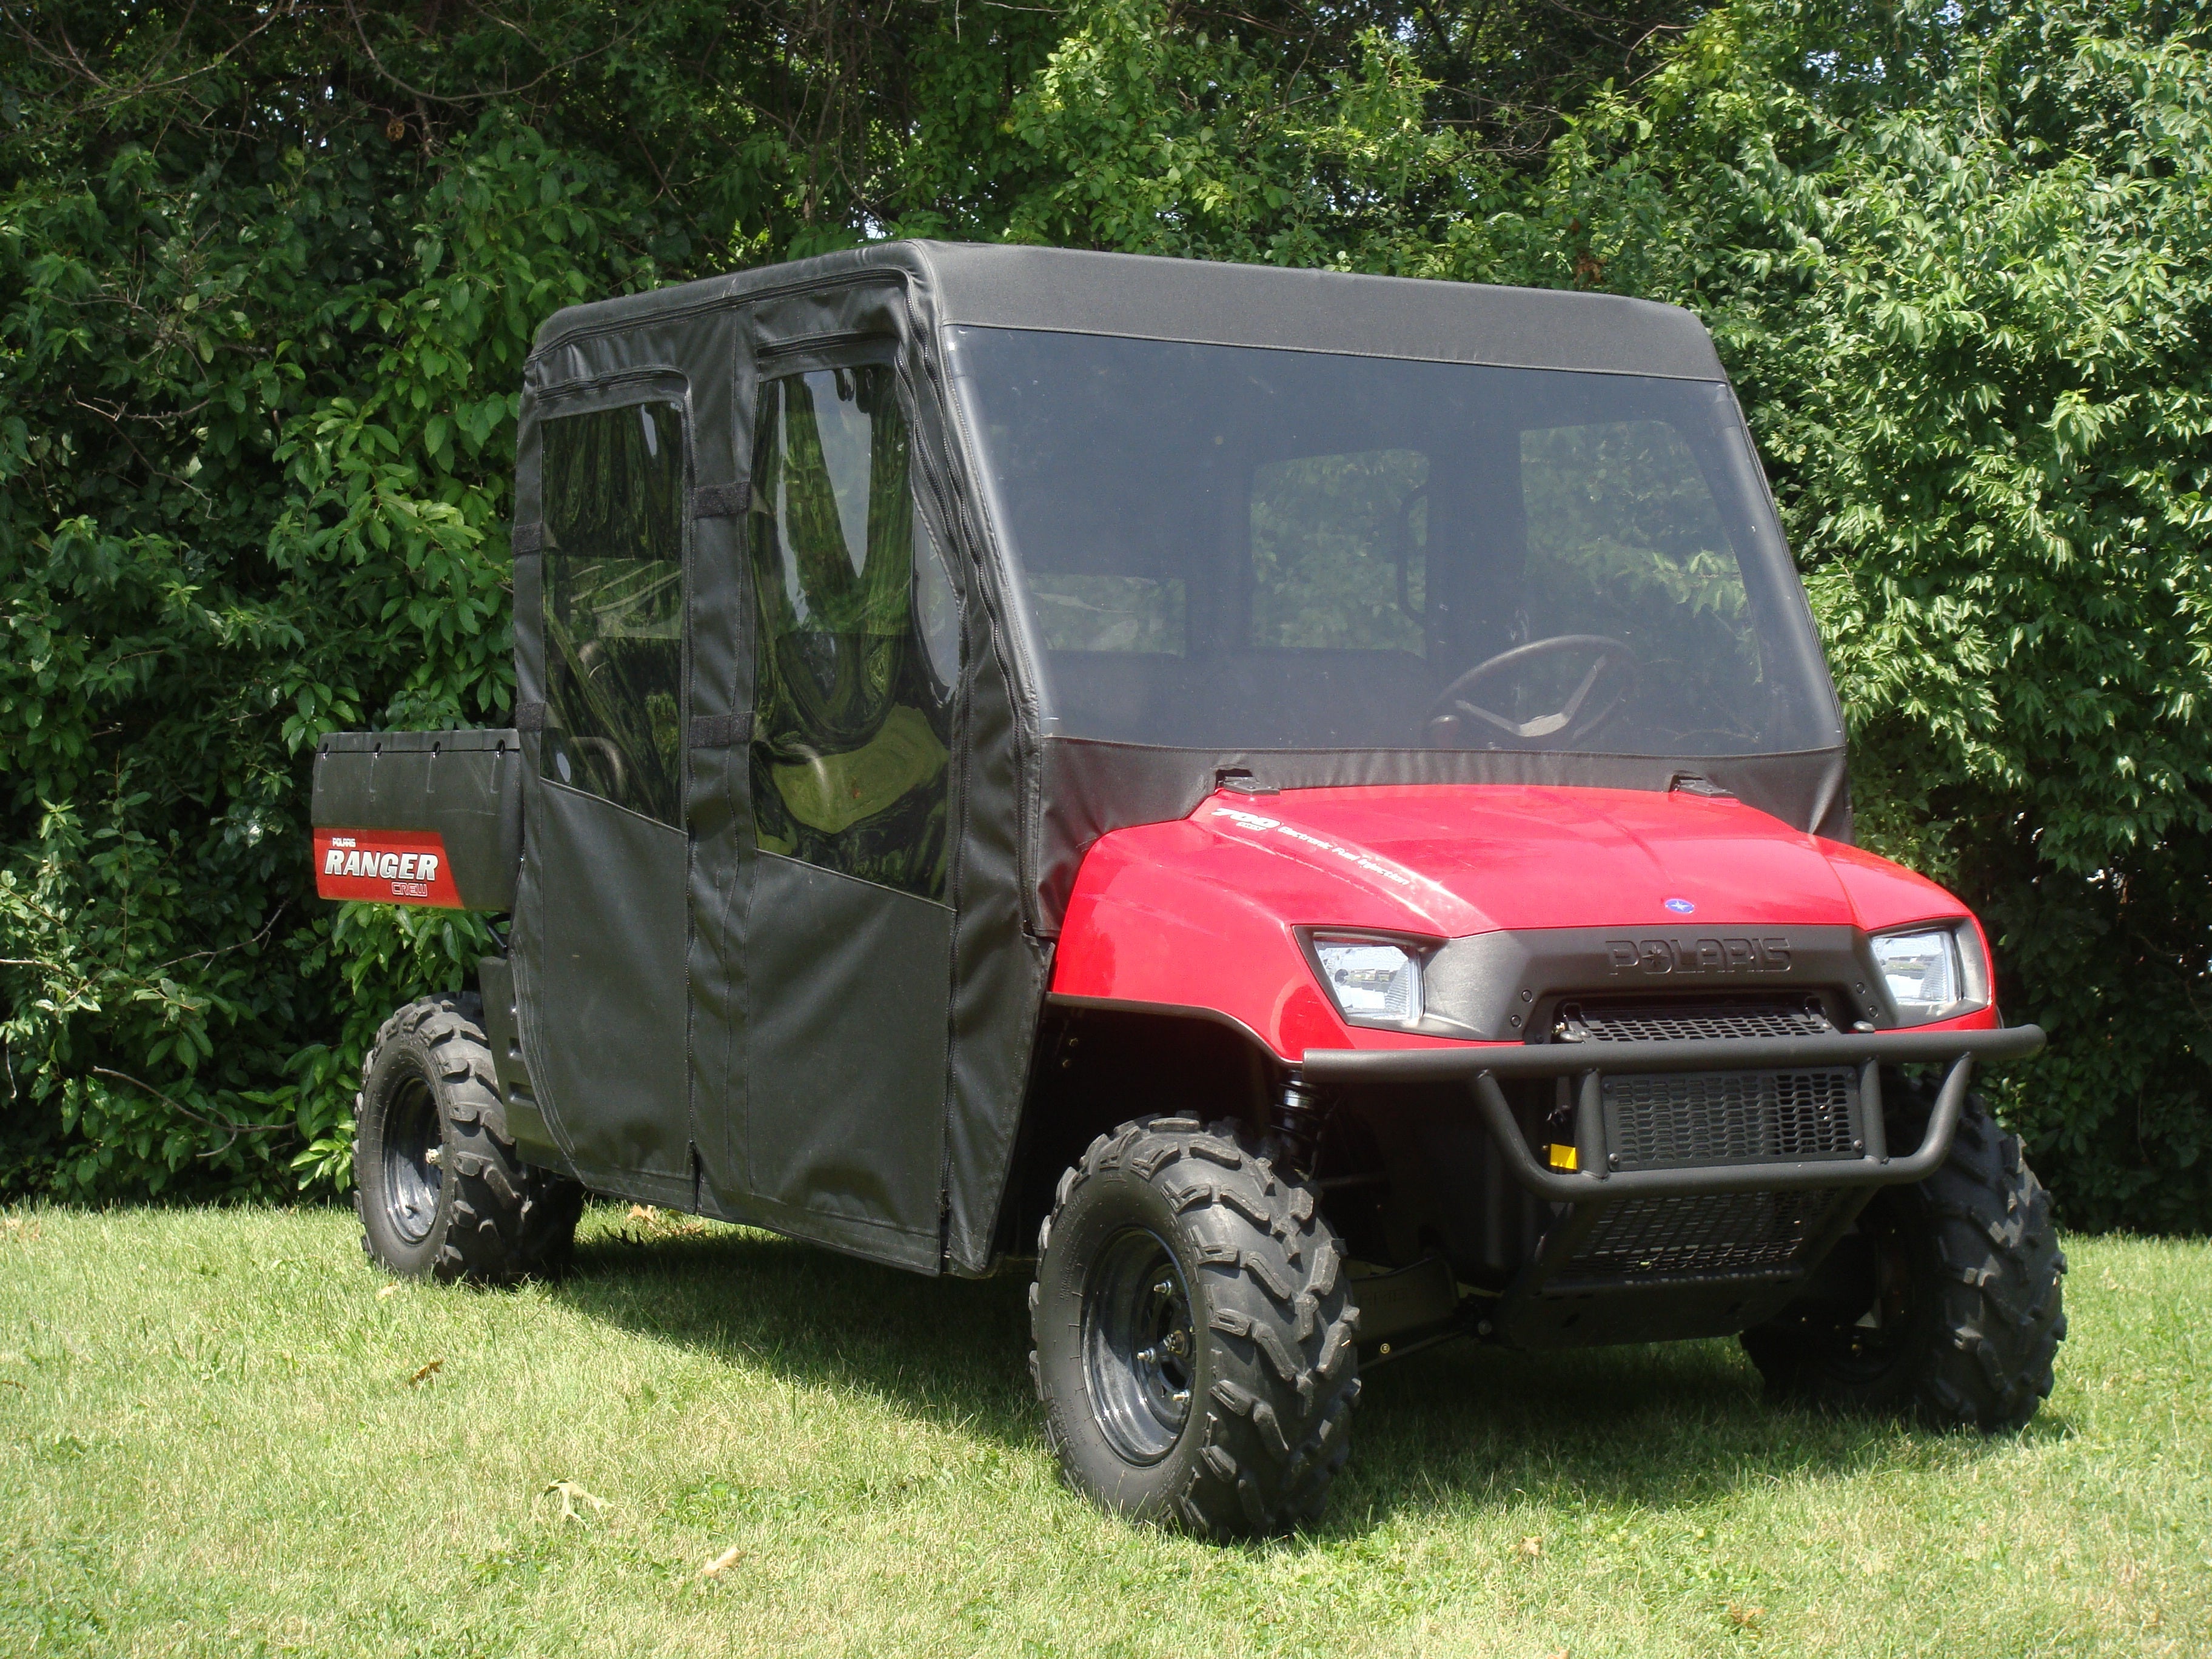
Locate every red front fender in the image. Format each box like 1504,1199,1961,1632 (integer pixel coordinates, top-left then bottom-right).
1048,802,1452,1061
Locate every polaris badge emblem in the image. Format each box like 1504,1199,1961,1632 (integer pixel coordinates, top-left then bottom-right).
1664,897,1696,914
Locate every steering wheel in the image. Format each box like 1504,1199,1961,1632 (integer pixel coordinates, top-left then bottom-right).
1423,634,1639,748
569,735,629,799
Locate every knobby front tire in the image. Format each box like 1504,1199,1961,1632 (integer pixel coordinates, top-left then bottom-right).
1030,1115,1362,1537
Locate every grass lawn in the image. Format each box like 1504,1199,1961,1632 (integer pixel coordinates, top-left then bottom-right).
1,1203,2204,1658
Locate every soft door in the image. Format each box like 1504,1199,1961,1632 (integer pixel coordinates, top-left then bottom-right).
734,350,962,1268
512,397,694,1199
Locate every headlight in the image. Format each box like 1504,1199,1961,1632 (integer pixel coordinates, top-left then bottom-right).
1868,924,1983,1025
1309,935,1424,1029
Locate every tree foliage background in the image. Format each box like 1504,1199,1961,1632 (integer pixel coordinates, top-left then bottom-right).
3,0,2208,1228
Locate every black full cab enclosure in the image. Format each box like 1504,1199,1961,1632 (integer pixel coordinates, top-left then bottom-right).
317,241,1852,1276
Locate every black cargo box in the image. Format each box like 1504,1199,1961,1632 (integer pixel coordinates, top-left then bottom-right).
312,729,523,911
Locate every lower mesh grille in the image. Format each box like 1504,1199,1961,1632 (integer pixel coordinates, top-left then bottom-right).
1560,1190,1835,1283
1520,991,1863,1295
1603,1068,1860,1170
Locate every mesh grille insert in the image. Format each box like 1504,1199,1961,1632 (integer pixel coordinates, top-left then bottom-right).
1561,1190,1836,1283
1559,996,1833,1044
1603,1068,1858,1168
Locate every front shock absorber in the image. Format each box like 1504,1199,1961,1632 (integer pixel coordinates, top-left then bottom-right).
1269,1070,1324,1178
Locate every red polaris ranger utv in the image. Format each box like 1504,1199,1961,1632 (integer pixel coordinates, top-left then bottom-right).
313,243,2064,1537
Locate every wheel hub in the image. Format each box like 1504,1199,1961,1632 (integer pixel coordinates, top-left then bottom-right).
381,1071,444,1245
1083,1228,1196,1464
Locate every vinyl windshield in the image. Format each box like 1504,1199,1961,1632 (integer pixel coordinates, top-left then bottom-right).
947,327,1841,758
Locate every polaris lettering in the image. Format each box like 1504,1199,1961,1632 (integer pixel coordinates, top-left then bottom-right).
1606,936,1792,975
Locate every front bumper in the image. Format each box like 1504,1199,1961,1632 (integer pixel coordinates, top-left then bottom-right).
1305,1023,2045,1350
1301,1024,2046,1202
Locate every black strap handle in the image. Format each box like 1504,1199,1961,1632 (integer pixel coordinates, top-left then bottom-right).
691,483,749,519
688,713,751,749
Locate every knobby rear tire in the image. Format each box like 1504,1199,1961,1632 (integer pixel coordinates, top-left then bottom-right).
354,992,585,1285
1030,1115,1362,1538
1742,1086,2066,1431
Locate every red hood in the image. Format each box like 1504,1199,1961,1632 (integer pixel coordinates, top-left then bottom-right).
1053,783,1984,1054
1188,785,1959,936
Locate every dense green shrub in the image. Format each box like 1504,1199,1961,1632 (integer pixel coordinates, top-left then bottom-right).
1520,2,2212,1229
4,0,2208,1228
0,5,706,1196
0,0,1648,1200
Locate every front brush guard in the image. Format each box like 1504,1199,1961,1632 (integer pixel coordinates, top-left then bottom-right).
1299,1024,2046,1202
1303,1024,2046,1350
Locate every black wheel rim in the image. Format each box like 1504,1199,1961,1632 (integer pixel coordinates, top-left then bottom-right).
381,1070,443,1245
1082,1227,1196,1465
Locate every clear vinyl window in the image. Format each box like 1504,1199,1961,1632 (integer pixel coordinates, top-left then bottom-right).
1249,448,1429,652
538,401,686,825
1511,419,1754,746
748,361,953,901
948,327,1839,756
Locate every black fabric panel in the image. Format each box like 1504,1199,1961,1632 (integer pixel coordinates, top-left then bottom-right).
747,278,908,360
515,318,749,1208
919,244,1723,379
311,731,523,911
1732,750,1852,846
511,512,545,729
723,278,960,1268
687,723,750,1208
742,854,951,1270
711,268,1050,1275
676,315,754,1215
513,701,547,734
515,378,698,1191
669,313,755,1212
531,242,1724,383
1029,738,1853,936
515,780,692,1185
473,953,562,1165
899,271,1057,1273
511,523,545,555
937,604,1053,1269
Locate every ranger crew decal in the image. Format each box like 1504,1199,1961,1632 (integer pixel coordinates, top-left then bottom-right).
312,828,464,908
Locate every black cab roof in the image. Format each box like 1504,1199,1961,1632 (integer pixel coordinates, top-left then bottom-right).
530,240,1726,381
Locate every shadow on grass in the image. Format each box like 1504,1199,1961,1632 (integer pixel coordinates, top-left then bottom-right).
557,1219,2039,1535
558,1221,1037,1433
